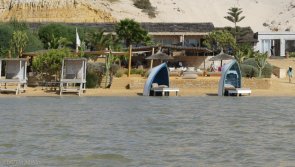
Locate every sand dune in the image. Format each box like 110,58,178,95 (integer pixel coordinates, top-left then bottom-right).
106,0,295,32
0,0,295,31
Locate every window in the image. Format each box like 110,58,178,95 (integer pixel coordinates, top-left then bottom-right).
184,38,199,47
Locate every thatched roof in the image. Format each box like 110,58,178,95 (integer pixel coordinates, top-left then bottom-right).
28,22,214,33
209,50,234,61
145,51,173,60
141,22,214,33
132,45,212,53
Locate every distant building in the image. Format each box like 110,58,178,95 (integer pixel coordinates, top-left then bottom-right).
28,22,224,69
140,22,214,48
39,22,214,50
254,32,295,57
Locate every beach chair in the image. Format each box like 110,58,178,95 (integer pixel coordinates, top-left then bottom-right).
59,58,87,96
0,58,27,95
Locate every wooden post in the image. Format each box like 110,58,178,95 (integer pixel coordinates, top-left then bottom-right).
0,60,2,79
128,45,132,77
150,47,155,69
203,53,206,76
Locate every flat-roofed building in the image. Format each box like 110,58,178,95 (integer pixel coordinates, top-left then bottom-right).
255,32,295,57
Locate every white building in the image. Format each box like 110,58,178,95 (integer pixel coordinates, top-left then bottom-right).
255,32,295,57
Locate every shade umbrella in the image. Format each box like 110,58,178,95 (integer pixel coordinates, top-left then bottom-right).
146,50,173,68
209,50,234,67
146,50,173,61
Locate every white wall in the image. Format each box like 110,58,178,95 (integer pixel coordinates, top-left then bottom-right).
255,32,295,56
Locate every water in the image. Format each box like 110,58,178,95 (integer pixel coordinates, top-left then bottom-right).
0,97,295,167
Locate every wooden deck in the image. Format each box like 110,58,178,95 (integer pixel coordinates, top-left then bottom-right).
0,79,26,95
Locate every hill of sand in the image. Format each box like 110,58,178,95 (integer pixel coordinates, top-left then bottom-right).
106,0,295,32
0,0,115,22
0,0,295,31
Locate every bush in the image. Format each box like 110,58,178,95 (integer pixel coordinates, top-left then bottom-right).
125,68,147,77
243,58,273,78
114,68,126,78
86,62,104,88
133,0,156,18
289,52,295,58
115,71,124,78
87,62,105,74
25,31,44,52
32,49,75,81
0,24,13,57
8,20,43,52
86,72,99,88
0,21,43,57
240,64,259,78
38,23,76,49
110,64,120,75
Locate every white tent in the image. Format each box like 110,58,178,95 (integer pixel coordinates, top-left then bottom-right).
0,58,27,95
59,58,87,96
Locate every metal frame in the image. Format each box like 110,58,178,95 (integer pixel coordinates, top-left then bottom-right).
0,58,27,95
59,58,87,96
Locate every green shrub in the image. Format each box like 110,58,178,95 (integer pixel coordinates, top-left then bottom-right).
0,21,43,57
289,52,295,57
133,0,156,18
240,64,259,78
38,23,76,49
125,68,147,76
110,64,120,75
0,24,13,57
261,63,273,78
32,49,75,81
115,68,128,78
114,71,123,78
87,62,105,74
25,31,44,52
86,62,104,88
243,58,273,78
8,20,43,52
86,72,99,88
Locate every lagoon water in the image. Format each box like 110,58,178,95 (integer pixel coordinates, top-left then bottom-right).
0,97,295,167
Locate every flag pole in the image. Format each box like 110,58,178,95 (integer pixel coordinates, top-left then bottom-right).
76,28,81,53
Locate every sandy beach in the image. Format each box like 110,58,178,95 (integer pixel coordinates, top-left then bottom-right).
1,58,294,97
0,75,294,97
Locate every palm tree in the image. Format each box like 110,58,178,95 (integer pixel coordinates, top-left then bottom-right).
9,30,28,58
115,18,150,47
87,30,111,51
87,29,124,88
224,7,245,40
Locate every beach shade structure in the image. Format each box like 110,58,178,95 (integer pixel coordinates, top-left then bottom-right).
218,60,241,96
143,63,179,96
143,63,170,96
0,58,27,95
60,58,87,96
218,59,250,96
146,50,173,61
146,50,173,68
209,50,234,66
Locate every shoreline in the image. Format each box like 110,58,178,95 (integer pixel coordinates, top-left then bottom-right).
1,75,295,97
0,87,294,97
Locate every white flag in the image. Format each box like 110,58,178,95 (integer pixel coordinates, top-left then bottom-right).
76,28,81,47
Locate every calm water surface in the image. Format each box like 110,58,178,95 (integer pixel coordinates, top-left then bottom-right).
0,96,295,167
